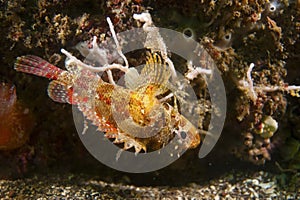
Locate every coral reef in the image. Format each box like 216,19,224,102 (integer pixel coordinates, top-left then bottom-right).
0,0,299,182
149,0,300,166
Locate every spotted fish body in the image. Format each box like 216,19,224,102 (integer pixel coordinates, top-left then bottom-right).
14,53,200,154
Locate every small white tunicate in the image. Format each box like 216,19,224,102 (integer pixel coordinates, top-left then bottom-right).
269,3,277,12
267,1,281,13
223,32,232,42
182,28,195,40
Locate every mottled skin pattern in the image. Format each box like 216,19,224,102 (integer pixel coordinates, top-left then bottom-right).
14,53,200,154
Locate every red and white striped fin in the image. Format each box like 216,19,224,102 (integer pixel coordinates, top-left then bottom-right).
14,55,63,80
47,80,75,104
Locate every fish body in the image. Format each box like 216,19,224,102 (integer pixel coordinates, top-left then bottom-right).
14,53,200,153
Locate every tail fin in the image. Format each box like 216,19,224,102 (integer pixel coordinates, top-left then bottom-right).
14,55,63,80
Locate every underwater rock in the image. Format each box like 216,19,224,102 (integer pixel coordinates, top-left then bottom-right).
0,82,34,150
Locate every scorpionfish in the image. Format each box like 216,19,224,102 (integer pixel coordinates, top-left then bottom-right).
14,52,200,154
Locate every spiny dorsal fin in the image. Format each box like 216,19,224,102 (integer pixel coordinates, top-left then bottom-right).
141,52,171,87
124,52,171,93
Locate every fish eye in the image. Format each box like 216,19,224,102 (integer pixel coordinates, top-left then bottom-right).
180,131,187,139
